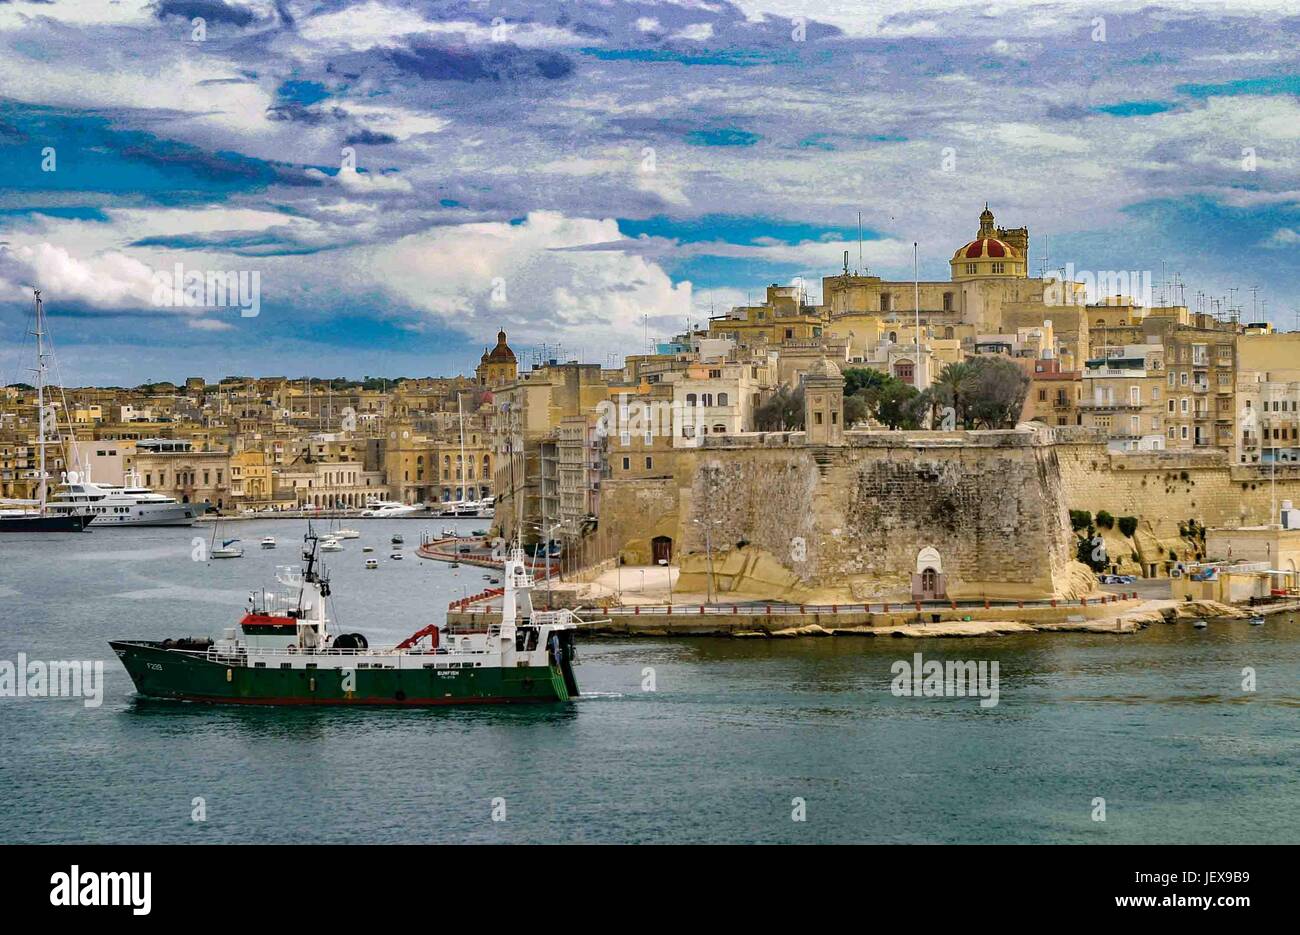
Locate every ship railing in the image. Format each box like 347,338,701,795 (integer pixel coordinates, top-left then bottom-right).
199,644,497,662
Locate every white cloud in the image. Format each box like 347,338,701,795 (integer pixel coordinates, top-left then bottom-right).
365,212,692,348
297,4,589,51
1264,228,1300,248
306,167,414,195
187,318,236,332
0,242,158,308
673,24,714,41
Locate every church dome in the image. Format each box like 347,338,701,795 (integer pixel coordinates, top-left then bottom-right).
952,238,1019,261
482,329,515,363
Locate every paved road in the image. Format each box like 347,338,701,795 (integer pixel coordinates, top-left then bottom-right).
1099,578,1171,600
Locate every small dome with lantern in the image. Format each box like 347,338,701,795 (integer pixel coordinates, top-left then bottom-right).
949,205,1027,281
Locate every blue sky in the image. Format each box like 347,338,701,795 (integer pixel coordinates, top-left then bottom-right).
0,0,1298,384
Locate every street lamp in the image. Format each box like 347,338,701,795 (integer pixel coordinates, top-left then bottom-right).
658,557,672,605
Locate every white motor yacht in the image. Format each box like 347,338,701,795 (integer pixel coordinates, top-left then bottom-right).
47,471,202,527
360,499,422,518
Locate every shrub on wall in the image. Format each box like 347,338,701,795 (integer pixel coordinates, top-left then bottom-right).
1076,536,1108,572
1069,510,1091,531
1095,510,1115,529
1118,515,1138,537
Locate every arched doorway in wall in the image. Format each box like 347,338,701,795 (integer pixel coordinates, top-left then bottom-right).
651,535,673,564
911,546,946,600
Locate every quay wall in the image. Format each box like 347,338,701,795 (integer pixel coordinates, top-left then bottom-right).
446,596,1139,636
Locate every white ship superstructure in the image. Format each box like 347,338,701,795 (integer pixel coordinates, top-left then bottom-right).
48,472,203,526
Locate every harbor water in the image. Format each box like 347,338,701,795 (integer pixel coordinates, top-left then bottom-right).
2,519,1298,844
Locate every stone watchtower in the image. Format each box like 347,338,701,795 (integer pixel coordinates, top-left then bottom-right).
803,357,845,447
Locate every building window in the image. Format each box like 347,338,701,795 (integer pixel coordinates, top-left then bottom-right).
622,457,630,470
966,263,976,275
943,292,953,311
717,393,728,406
644,457,652,470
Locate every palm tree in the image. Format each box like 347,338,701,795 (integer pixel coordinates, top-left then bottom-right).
932,361,975,428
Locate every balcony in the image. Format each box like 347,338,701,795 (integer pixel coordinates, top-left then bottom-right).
1078,401,1141,412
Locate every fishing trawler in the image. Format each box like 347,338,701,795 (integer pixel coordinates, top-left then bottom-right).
109,531,583,705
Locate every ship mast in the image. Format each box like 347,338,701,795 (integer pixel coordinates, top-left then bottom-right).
457,389,467,504
31,290,48,514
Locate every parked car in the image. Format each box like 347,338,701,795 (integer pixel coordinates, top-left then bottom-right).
1097,573,1137,585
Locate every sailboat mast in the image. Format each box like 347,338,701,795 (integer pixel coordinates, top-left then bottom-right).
33,290,47,512
457,390,466,502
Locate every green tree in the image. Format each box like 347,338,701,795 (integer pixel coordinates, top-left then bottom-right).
963,355,1030,428
843,392,869,427
753,385,805,431
877,382,922,429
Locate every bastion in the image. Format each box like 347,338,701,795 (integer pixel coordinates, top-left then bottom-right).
598,425,1094,603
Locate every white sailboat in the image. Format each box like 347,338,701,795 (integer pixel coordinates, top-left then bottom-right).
209,518,243,558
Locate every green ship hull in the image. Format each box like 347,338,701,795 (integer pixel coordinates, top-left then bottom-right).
109,640,577,706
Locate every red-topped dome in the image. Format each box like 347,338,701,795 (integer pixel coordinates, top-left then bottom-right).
954,238,1018,260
